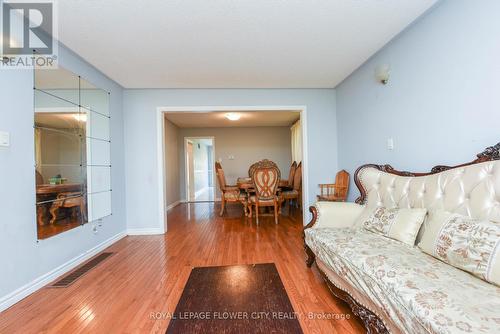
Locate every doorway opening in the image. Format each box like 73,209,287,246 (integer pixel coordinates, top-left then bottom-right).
185,137,216,202
159,105,308,232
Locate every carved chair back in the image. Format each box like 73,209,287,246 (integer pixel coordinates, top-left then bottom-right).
215,161,222,171
248,159,280,179
252,166,280,201
216,167,227,191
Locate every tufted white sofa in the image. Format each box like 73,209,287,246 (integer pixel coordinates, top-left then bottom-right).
304,143,500,334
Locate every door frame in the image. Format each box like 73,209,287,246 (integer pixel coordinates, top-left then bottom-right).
157,105,309,233
183,136,216,202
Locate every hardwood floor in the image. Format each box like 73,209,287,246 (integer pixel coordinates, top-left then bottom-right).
0,203,364,334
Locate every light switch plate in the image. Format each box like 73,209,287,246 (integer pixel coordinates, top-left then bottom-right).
387,137,394,150
0,131,10,147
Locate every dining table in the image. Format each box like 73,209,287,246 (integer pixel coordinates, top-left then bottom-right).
236,177,289,191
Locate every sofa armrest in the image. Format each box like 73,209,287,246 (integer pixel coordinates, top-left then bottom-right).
305,202,364,230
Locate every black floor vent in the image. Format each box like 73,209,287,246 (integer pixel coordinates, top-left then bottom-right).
49,252,114,288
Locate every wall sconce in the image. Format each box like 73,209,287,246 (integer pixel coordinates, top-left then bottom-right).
375,64,390,85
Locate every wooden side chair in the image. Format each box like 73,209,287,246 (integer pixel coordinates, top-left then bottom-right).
281,161,297,191
317,170,350,202
281,162,302,211
249,165,281,224
216,166,247,216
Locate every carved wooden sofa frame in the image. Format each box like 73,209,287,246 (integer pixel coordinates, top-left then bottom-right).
303,142,500,334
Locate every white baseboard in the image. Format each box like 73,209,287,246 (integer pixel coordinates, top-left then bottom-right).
0,231,127,313
127,228,164,235
166,200,181,211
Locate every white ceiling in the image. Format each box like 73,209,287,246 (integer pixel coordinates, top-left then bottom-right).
57,0,437,88
166,111,300,128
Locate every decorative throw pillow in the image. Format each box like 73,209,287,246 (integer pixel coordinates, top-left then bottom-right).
418,210,500,286
362,206,427,246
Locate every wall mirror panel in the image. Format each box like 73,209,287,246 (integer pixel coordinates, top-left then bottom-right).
34,66,111,240
34,66,80,105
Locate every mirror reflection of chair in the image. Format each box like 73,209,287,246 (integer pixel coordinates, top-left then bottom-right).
249,164,281,224
281,162,302,212
36,170,44,185
317,170,350,202
49,193,86,224
216,163,247,216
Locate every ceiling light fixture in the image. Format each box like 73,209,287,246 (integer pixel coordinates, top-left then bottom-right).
225,113,240,121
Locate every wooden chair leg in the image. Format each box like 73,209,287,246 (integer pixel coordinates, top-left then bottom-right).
243,200,248,217
255,202,259,225
37,206,45,226
80,201,86,223
219,197,225,216
49,202,60,224
274,202,278,224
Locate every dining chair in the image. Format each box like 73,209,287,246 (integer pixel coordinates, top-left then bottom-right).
281,161,297,191
249,165,281,224
216,165,247,216
317,170,350,202
215,161,222,171
281,162,302,212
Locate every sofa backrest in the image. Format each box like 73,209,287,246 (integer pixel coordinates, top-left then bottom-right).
355,143,500,223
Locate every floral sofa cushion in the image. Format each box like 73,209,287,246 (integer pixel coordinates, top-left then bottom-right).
419,210,500,286
362,206,427,246
305,227,500,334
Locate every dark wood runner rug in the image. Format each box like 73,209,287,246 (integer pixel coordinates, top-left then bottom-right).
166,263,303,334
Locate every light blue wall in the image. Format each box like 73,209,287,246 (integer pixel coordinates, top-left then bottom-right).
336,0,500,202
0,44,126,306
122,89,337,230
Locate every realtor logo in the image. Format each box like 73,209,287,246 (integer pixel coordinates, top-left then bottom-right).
1,0,58,68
